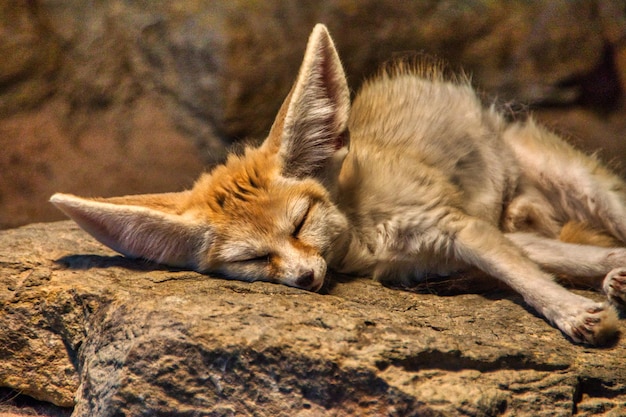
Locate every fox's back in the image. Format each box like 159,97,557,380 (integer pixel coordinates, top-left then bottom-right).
333,68,519,275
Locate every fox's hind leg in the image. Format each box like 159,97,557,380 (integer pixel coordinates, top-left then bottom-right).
503,119,626,243
505,232,626,278
506,232,626,308
604,268,626,307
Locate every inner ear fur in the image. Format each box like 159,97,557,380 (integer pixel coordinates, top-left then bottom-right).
268,24,351,179
50,193,211,269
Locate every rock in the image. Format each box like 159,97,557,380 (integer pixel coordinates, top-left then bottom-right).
40,0,626,139
0,2,61,116
0,386,71,417
2,221,626,416
0,96,205,230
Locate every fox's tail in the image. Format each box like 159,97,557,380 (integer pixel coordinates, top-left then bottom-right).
559,221,622,248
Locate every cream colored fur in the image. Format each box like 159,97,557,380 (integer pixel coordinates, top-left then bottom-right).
51,24,626,345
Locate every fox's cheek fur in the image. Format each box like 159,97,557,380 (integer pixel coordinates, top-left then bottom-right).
273,202,347,291
301,201,349,258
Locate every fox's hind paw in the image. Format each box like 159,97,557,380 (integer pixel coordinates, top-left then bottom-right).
604,268,626,307
556,302,619,346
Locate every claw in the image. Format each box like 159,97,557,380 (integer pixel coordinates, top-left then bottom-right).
604,268,626,308
571,328,584,343
561,302,619,345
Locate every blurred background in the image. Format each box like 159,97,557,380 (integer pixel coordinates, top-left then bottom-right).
1,0,625,230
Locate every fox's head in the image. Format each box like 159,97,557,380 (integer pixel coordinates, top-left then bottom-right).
50,24,350,292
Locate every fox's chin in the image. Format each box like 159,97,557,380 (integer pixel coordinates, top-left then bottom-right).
266,276,323,292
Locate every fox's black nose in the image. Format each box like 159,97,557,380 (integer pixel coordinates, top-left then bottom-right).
296,270,315,288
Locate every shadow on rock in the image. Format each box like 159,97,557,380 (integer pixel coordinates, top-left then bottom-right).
54,254,182,273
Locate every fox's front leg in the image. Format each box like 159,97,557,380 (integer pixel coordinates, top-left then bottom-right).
446,214,619,345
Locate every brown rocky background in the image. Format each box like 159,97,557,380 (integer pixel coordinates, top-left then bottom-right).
2,0,626,416
2,0,626,229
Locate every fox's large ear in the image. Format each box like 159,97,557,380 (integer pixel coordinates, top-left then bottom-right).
50,193,212,269
269,23,350,179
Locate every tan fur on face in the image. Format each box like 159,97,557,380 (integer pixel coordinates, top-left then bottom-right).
179,144,343,291
186,146,325,249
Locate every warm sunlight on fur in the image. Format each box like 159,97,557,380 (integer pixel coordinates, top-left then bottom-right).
52,24,626,346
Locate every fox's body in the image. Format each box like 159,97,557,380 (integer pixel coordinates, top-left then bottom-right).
330,68,517,279
52,24,626,345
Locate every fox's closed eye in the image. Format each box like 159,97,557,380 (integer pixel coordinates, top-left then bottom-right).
292,205,312,238
224,246,271,264
239,254,271,263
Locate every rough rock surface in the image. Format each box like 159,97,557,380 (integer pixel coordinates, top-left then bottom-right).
2,221,626,416
2,0,626,229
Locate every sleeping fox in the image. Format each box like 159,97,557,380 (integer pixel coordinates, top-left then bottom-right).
51,24,626,345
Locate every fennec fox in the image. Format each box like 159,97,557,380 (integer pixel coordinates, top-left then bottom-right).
51,24,626,345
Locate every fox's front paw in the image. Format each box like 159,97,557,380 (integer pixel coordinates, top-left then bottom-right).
558,303,619,345
604,267,626,307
